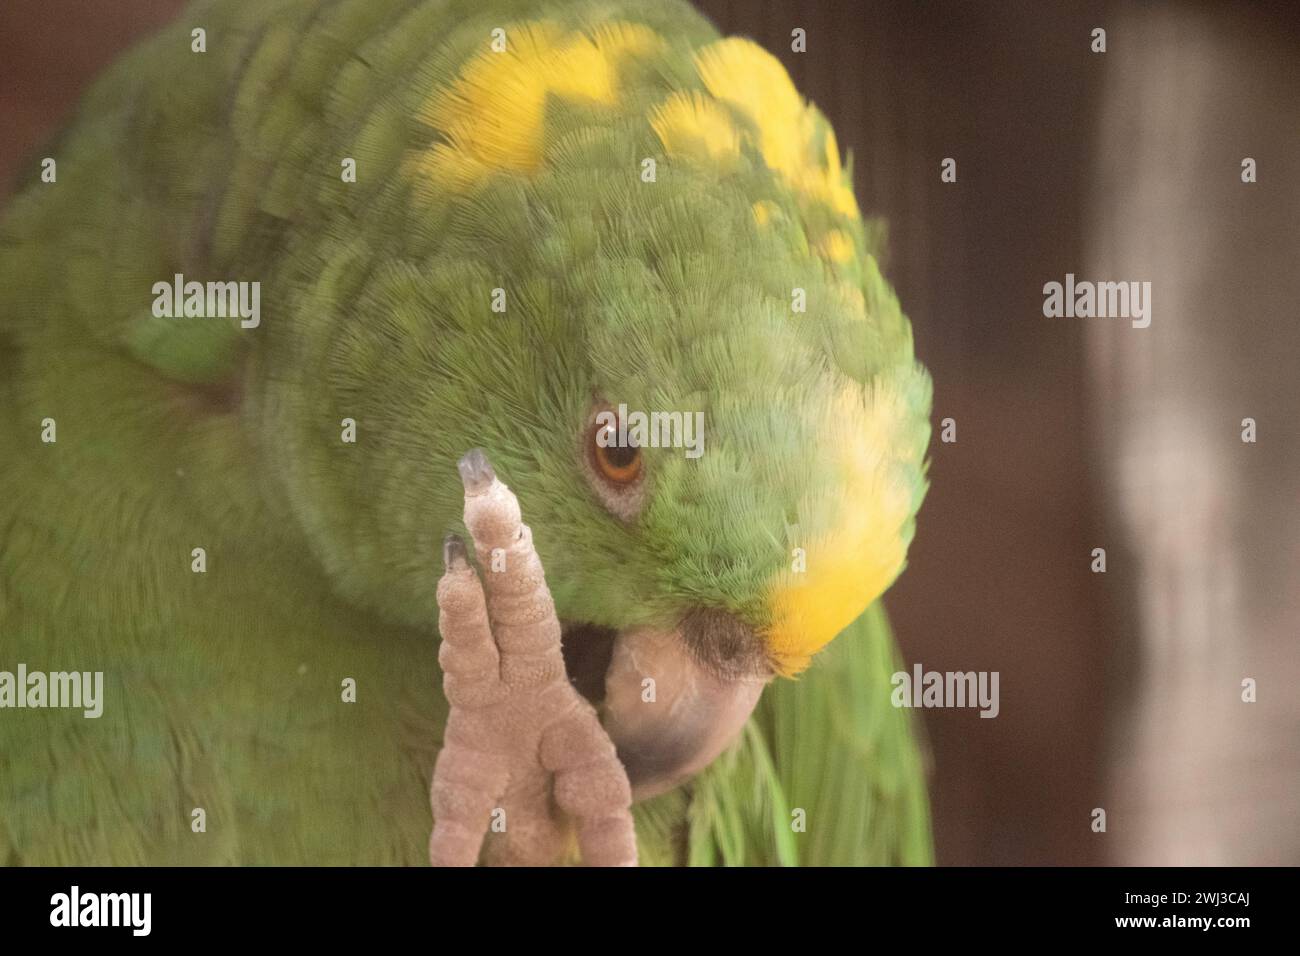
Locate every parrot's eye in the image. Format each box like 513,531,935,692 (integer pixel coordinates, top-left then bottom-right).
590,421,643,484
582,405,647,522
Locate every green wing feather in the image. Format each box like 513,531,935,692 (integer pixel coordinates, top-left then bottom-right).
760,601,933,866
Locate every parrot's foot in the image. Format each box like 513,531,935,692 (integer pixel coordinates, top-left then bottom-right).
428,450,637,867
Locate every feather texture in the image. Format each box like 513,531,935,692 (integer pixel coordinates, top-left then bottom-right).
0,0,931,865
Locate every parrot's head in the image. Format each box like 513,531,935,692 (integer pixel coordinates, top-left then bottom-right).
287,13,930,798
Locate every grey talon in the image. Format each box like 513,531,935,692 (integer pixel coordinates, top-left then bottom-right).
443,533,468,571
457,448,496,495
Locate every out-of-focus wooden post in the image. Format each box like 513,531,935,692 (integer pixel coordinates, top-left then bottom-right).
1086,4,1300,865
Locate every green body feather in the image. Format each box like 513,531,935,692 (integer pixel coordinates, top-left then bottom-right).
0,0,931,865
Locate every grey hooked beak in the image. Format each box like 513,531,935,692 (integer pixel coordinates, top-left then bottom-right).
598,609,774,801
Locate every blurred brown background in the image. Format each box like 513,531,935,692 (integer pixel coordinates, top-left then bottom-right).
3,0,1297,865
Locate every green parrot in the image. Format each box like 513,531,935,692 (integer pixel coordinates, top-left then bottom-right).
0,0,932,866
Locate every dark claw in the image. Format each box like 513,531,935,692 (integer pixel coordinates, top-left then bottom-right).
457,448,496,495
443,532,468,570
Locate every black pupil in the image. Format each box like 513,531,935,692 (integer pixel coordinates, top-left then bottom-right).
601,433,639,469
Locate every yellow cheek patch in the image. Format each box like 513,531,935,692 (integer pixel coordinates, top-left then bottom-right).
766,384,915,676
410,21,662,193
649,91,741,167
693,38,860,221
